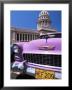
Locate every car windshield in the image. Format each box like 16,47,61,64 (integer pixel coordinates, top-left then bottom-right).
40,33,61,39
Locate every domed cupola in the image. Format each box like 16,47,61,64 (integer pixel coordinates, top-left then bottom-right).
39,10,49,17
37,10,51,30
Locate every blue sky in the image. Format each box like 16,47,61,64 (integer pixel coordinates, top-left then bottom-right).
11,11,61,32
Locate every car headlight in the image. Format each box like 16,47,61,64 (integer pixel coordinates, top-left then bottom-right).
11,44,23,62
12,44,21,53
13,45,19,53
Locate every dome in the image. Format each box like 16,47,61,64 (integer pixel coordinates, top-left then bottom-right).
38,10,50,21
39,10,49,17
37,10,51,30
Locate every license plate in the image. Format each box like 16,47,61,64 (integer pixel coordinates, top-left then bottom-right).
35,68,55,79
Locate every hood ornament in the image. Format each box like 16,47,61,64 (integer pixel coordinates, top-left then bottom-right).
39,45,55,50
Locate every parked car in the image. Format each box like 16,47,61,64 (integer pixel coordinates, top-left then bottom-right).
11,32,61,79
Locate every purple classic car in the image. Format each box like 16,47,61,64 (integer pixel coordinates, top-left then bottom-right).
11,32,61,79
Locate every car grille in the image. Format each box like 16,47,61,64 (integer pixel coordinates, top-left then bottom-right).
23,54,61,67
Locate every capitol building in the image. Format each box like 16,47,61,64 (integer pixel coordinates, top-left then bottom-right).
11,11,57,44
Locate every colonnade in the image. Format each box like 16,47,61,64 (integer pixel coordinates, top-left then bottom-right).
11,31,39,43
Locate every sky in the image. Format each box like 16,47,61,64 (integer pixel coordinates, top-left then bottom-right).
11,11,61,32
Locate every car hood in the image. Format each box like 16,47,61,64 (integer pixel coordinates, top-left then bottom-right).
14,38,61,55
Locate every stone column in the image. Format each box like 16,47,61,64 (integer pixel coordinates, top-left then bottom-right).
34,34,35,40
19,33,20,42
30,34,31,41
33,34,34,40
34,34,35,39
21,33,23,41
28,34,29,41
35,35,37,39
28,34,30,41
15,33,17,42
35,35,36,39
27,34,28,41
32,34,33,40
12,31,16,43
25,33,27,41
20,33,21,42
23,34,24,41
23,33,24,41
24,34,25,42
33,35,34,40
31,34,32,40
29,34,30,41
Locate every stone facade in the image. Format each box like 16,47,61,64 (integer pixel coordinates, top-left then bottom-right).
11,27,39,44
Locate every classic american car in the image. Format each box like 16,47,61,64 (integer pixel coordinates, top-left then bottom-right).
11,32,61,79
